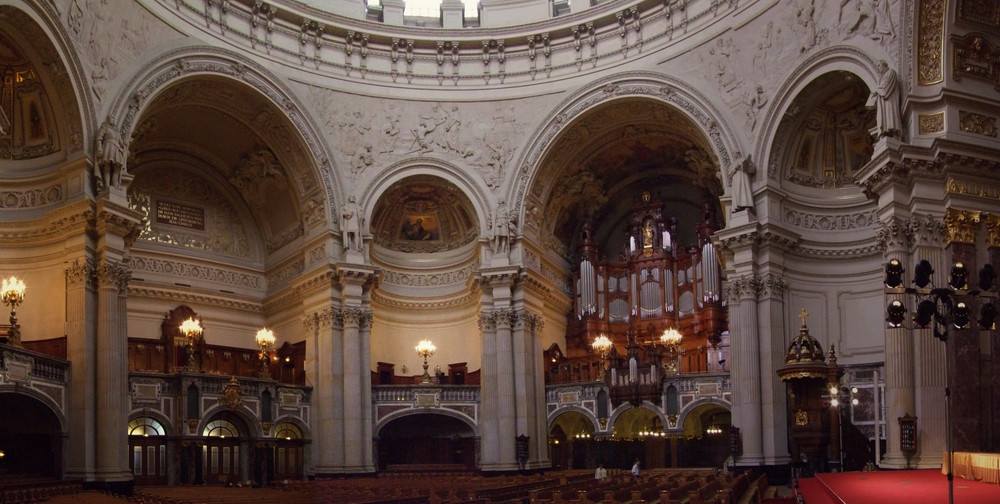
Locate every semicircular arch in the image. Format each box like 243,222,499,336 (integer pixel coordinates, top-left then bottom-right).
374,408,479,438
103,45,338,224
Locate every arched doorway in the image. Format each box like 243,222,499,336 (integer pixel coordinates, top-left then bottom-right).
377,413,475,471
548,411,595,470
202,413,248,485
128,416,167,485
272,422,304,481
0,393,62,479
680,403,731,468
612,407,664,469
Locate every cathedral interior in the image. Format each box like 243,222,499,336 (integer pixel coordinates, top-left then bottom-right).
0,0,998,495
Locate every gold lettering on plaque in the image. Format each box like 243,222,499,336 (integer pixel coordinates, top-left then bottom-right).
156,200,205,230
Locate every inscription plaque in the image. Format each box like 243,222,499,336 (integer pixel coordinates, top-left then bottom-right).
156,200,205,231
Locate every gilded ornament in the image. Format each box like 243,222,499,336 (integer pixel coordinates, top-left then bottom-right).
917,0,945,85
918,112,944,134
957,0,1000,28
944,208,980,245
952,34,996,84
958,111,998,137
983,214,1000,249
795,410,808,426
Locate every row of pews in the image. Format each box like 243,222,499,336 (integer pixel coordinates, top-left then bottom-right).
526,469,749,504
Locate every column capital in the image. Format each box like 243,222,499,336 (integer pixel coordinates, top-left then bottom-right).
984,214,1000,249
96,260,131,292
905,213,946,249
757,273,787,299
943,208,980,245
65,259,96,289
876,217,911,253
723,275,758,304
342,306,372,328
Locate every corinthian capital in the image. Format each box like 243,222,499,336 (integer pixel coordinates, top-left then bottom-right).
757,273,787,299
906,214,946,248
943,208,980,245
875,217,910,252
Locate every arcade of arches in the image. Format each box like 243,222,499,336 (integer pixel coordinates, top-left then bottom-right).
1,0,999,493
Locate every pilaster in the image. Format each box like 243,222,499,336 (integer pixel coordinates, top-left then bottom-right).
724,275,762,465
63,259,96,481
757,273,790,466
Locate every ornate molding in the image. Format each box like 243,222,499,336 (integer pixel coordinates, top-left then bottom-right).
782,208,877,231
342,307,373,329
130,256,264,289
128,287,262,312
917,0,945,85
0,184,64,209
379,265,474,288
944,208,981,245
371,288,481,311
757,273,787,299
723,276,758,304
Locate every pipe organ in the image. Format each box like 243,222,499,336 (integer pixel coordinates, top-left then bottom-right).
567,192,727,376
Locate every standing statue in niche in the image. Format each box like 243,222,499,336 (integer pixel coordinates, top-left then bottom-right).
729,154,756,213
341,195,364,252
489,200,515,255
95,119,126,191
866,60,901,139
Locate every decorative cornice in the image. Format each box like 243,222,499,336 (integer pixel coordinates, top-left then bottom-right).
0,200,94,246
128,286,262,312
130,256,264,290
371,287,481,311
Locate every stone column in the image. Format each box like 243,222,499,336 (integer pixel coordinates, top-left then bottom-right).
64,259,96,481
726,275,763,465
478,268,519,471
304,305,343,474
516,310,549,469
878,217,917,469
943,209,981,454
985,215,1000,451
758,273,790,466
94,261,132,483
341,306,373,472
904,214,948,468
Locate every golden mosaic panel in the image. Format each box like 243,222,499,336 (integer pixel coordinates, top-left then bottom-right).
951,33,998,87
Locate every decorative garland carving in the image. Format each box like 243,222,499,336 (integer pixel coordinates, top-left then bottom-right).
0,185,64,209
380,265,474,288
782,208,877,231
130,256,263,289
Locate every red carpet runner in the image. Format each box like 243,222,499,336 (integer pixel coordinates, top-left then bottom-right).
795,469,1000,504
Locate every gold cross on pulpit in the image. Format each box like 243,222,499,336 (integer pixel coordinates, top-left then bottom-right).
799,308,809,328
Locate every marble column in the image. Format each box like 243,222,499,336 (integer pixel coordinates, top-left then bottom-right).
64,259,97,481
878,217,918,469
477,312,499,467
727,276,763,465
304,305,343,474
757,273,790,466
95,261,132,482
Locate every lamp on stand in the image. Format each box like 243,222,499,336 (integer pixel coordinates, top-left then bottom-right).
256,327,276,379
591,334,613,381
1,276,25,348
179,317,203,372
416,339,436,384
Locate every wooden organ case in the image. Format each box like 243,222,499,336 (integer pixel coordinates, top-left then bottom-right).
557,192,728,398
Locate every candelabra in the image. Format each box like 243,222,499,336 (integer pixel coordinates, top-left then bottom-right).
2,276,25,348
179,317,203,372
591,334,613,380
256,327,276,379
415,339,436,384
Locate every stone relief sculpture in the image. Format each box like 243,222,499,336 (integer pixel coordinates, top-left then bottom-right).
744,85,768,132
796,0,819,53
839,0,895,44
866,60,900,139
729,153,755,213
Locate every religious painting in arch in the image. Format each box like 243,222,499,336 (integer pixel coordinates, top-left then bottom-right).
400,213,440,241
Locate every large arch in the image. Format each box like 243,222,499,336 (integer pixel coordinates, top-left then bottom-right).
102,45,338,224
0,392,64,478
512,70,743,230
